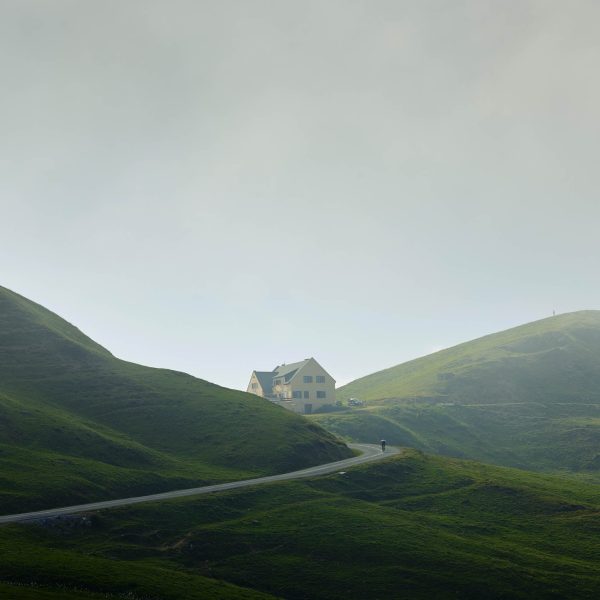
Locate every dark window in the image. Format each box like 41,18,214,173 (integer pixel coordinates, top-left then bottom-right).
316,391,326,399
303,375,313,383
274,379,282,385
303,391,309,399
304,403,313,414
251,383,258,390
316,375,326,383
292,391,302,399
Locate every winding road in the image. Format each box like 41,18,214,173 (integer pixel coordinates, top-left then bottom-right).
0,443,398,525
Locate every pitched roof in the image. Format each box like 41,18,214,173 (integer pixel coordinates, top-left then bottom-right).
251,358,335,390
273,359,311,383
254,371,275,394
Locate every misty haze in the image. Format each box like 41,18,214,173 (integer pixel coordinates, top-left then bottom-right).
1,2,599,599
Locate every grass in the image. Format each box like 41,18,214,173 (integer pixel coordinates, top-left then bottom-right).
0,528,274,599
1,450,599,599
0,285,351,513
312,401,600,477
319,311,600,477
338,311,600,404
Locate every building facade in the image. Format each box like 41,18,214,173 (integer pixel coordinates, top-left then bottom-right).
247,357,335,414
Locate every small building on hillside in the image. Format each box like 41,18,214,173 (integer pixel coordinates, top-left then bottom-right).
247,357,335,414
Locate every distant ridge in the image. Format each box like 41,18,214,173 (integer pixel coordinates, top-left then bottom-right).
0,285,351,513
338,310,600,403
315,311,600,475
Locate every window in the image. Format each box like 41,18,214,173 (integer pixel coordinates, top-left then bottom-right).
316,391,326,399
303,391,310,399
251,383,258,390
303,375,313,383
316,375,325,383
274,379,282,385
292,391,302,399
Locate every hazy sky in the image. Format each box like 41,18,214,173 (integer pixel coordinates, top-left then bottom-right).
2,1,600,389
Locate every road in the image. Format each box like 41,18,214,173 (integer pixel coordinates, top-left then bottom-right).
0,443,398,525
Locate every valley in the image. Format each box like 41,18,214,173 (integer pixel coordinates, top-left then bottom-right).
1,290,600,599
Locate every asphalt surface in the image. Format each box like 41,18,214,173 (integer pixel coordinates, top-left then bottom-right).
0,443,398,525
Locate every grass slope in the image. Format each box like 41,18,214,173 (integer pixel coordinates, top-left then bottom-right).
320,312,600,475
1,451,599,599
0,285,350,513
340,311,600,403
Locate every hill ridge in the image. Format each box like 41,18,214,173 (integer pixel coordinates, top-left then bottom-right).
339,310,600,402
0,285,351,513
0,285,112,357
315,310,600,476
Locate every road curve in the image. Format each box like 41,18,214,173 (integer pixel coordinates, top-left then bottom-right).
0,443,398,525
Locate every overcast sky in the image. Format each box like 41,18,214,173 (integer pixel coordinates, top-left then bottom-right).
2,0,600,389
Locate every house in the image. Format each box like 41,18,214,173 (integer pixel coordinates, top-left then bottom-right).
247,357,335,414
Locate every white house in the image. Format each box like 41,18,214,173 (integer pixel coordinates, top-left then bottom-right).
247,357,336,414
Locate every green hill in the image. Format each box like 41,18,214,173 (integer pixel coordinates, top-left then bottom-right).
0,285,350,513
1,451,599,599
339,311,600,403
316,312,600,475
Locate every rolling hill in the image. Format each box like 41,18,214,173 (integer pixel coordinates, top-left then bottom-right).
0,285,351,513
1,451,599,599
315,312,600,475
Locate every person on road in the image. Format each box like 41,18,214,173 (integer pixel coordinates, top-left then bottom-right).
380,439,386,452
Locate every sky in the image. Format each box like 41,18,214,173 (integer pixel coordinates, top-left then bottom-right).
2,0,600,390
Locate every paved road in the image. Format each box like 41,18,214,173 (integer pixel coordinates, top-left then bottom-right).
0,443,398,525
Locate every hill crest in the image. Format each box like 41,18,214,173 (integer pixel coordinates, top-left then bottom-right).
0,285,112,357
0,285,351,513
339,310,600,403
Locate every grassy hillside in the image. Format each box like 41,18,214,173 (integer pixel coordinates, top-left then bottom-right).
339,311,600,403
321,312,600,475
0,285,351,513
1,451,599,599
